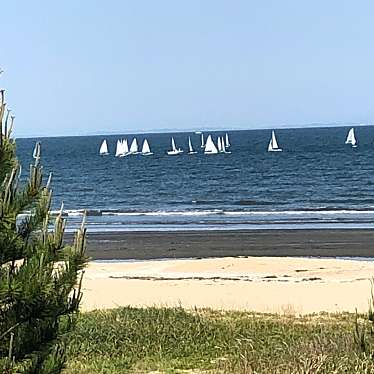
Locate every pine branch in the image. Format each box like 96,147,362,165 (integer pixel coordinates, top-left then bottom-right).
0,76,88,373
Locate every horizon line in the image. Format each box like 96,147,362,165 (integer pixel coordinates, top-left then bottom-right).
14,122,373,139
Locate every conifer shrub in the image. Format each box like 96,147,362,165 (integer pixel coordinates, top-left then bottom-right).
0,78,88,373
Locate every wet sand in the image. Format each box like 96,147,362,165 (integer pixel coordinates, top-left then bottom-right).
75,229,374,260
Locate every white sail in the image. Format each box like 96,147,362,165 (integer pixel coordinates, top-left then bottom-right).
129,138,138,154
204,135,218,154
268,131,282,152
33,143,40,160
225,133,230,147
141,139,153,155
201,133,205,148
115,139,122,157
117,139,129,157
115,140,119,156
99,139,109,155
123,139,129,154
188,137,193,152
217,137,223,152
345,128,357,146
171,137,177,151
188,136,197,154
221,136,231,154
271,131,279,149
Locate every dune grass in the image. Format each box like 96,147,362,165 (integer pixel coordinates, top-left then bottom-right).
64,306,374,373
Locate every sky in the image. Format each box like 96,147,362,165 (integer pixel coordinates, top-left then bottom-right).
1,0,374,137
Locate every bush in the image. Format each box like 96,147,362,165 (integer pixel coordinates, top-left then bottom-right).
0,78,88,373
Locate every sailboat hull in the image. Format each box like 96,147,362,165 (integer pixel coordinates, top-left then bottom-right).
345,142,358,148
268,148,282,152
167,150,183,155
141,152,154,156
188,151,197,155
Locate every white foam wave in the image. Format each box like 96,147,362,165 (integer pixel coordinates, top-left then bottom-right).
17,208,374,219
224,210,374,216
102,209,224,217
65,209,85,216
104,210,374,217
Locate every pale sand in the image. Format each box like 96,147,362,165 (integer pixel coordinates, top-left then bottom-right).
80,257,374,314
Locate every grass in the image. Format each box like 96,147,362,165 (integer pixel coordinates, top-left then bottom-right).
64,307,374,373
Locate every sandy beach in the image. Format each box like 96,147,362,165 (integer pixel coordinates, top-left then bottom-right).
76,229,374,314
81,256,374,314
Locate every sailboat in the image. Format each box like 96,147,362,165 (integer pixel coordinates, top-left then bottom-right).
217,137,223,153
167,137,183,155
345,128,358,148
200,133,205,148
129,138,139,154
99,139,109,155
225,133,231,148
188,136,197,154
220,136,231,154
115,139,122,157
268,131,282,152
204,135,218,155
115,139,123,157
118,139,129,157
141,139,153,156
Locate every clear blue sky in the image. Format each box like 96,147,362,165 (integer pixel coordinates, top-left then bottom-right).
2,0,374,137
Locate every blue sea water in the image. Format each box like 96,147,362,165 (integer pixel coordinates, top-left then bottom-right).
15,126,374,231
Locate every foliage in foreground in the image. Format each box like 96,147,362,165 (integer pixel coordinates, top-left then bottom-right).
65,306,374,373
0,83,88,372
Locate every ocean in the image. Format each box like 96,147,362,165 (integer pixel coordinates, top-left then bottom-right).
15,126,374,232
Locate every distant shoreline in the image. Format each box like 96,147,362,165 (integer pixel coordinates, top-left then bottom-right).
15,123,372,139
66,229,374,261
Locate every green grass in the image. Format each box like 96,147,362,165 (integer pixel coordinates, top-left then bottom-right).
64,307,374,373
